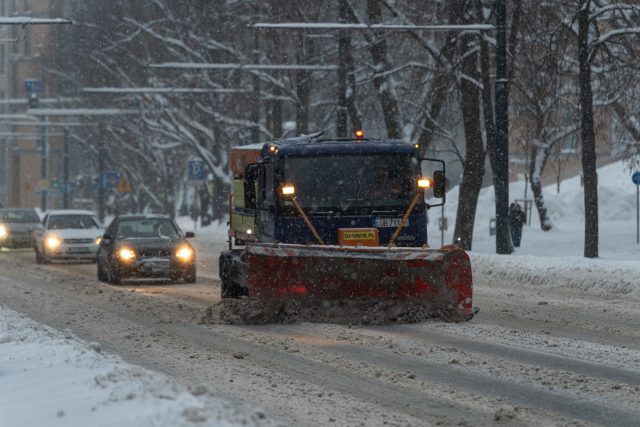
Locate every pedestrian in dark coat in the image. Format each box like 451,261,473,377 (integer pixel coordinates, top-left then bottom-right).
509,202,526,247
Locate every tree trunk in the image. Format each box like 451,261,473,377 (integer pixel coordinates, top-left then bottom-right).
529,143,552,231
453,35,485,250
271,100,282,139
295,36,311,135
367,0,401,138
344,29,362,131
578,3,598,258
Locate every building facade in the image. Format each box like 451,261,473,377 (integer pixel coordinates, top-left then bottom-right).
0,0,67,209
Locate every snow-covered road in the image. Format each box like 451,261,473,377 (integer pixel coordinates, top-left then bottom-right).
1,244,639,426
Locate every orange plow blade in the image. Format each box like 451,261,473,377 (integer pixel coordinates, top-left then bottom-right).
245,243,473,320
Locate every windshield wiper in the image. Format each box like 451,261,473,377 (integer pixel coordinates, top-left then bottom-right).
308,210,335,215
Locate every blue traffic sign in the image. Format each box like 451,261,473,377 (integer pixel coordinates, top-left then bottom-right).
24,79,44,94
633,171,640,186
188,159,206,181
101,171,121,190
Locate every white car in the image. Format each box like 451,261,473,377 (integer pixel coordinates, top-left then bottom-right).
33,210,104,264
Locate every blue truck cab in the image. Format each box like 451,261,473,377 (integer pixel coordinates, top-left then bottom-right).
229,135,445,249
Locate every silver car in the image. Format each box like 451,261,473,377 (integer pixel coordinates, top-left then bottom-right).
0,208,42,249
33,210,104,263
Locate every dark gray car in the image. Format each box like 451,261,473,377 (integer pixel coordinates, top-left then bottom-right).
97,215,196,284
0,208,42,249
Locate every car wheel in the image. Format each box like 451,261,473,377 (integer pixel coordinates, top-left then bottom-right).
184,267,196,284
107,265,122,285
97,260,108,282
40,248,51,265
35,248,43,264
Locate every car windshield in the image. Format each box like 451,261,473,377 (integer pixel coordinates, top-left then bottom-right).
0,209,40,223
116,218,181,239
283,154,416,212
48,215,100,230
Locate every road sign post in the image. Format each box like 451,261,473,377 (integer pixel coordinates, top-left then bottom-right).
633,171,640,244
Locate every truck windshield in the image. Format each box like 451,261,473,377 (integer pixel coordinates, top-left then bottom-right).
283,154,415,212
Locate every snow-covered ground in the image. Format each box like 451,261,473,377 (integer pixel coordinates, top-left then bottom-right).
0,305,282,427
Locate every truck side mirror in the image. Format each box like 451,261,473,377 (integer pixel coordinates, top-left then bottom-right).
433,170,445,199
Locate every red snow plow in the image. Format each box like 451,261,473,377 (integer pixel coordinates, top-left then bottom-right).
244,243,473,318
219,134,475,322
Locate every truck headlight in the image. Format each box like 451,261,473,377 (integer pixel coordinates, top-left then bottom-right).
0,224,7,239
46,236,62,250
176,245,194,263
118,247,136,262
417,178,432,188
279,184,296,197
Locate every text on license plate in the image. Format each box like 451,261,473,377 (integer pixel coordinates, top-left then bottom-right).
375,218,409,228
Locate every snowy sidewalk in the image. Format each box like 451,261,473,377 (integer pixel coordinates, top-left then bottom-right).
471,253,640,297
0,304,282,427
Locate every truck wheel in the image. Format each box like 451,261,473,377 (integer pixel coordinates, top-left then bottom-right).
219,254,246,298
221,278,244,298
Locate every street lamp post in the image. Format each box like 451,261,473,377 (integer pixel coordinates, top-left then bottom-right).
494,0,510,254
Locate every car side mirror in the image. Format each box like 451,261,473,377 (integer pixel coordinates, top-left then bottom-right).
102,232,113,243
433,170,445,199
185,231,195,238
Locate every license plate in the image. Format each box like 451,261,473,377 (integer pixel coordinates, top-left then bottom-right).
68,247,90,253
374,218,408,228
338,228,380,247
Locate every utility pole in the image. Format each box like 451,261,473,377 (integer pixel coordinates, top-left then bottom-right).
336,0,348,137
494,0,511,254
97,132,106,223
62,128,70,209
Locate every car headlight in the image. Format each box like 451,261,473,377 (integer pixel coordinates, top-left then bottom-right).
45,236,62,250
176,245,194,263
117,247,136,262
0,224,7,239
94,237,102,245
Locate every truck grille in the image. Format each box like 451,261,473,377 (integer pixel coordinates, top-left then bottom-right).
64,238,93,244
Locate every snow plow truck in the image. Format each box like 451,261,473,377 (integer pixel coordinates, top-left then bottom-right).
219,132,473,320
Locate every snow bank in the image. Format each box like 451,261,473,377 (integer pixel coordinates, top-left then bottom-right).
429,161,640,261
471,253,640,297
0,304,282,427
